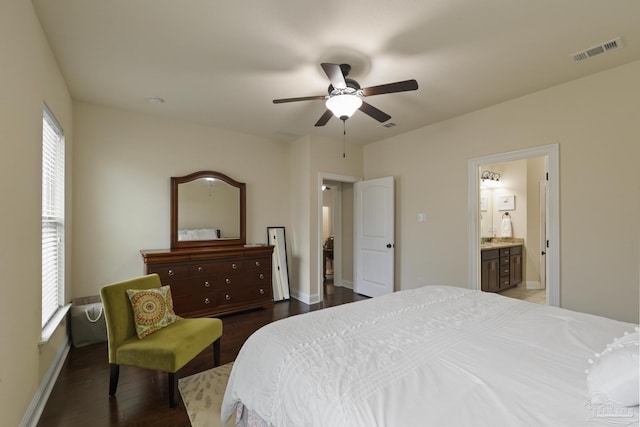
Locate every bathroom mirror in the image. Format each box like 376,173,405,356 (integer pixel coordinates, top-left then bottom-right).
267,227,290,301
171,171,246,249
480,189,494,238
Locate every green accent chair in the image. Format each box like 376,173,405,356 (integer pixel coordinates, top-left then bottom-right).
100,274,223,408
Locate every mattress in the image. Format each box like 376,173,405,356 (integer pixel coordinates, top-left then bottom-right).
221,286,638,427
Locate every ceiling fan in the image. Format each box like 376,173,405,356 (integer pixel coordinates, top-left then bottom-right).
273,63,418,126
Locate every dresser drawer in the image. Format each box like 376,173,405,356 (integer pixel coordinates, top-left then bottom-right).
244,269,271,285
217,286,270,308
166,277,217,297
190,260,243,276
481,249,499,260
148,264,189,281
510,245,522,255
500,265,510,277
215,272,245,288
499,247,511,256
500,277,511,288
173,292,216,315
245,256,270,271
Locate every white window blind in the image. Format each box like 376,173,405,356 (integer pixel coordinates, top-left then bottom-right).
42,105,65,329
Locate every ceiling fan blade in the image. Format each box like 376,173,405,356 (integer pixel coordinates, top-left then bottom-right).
314,110,334,127
361,79,418,97
359,101,391,123
321,63,347,90
273,95,326,104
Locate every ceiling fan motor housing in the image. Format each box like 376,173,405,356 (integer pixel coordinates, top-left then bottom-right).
328,78,361,96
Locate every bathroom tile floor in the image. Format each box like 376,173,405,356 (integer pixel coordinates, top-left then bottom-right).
499,286,546,305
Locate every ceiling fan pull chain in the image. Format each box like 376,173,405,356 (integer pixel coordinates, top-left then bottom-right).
343,120,346,158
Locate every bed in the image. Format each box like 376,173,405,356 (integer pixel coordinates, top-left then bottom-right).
221,286,639,427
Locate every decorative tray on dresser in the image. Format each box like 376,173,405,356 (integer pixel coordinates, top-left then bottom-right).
141,245,274,318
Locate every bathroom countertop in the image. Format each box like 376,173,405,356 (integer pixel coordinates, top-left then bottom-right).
480,239,524,250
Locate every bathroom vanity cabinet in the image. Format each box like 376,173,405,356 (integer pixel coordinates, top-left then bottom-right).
481,244,523,292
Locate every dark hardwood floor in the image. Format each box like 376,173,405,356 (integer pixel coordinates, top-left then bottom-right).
37,282,367,427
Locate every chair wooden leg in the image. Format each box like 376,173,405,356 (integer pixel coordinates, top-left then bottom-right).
168,372,177,408
213,338,221,367
109,364,119,396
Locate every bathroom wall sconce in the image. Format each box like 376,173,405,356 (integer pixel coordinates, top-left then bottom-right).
481,170,501,182
480,170,501,189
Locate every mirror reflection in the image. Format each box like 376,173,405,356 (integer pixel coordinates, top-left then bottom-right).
480,189,493,238
177,178,240,241
171,170,246,249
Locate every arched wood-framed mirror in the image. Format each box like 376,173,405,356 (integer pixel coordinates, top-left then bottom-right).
170,171,246,249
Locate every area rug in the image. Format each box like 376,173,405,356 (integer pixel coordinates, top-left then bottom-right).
179,362,236,427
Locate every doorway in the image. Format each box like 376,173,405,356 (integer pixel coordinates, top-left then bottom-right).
479,158,546,304
318,173,360,303
468,144,559,307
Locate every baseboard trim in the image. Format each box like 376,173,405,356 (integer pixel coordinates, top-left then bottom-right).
290,288,319,305
20,339,71,427
339,280,354,290
526,281,544,290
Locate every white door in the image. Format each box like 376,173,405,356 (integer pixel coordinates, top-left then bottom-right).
354,176,394,297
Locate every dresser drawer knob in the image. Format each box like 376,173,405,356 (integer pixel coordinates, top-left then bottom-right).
259,288,264,295
198,266,204,272
225,294,231,301
232,263,238,270
225,278,231,284
204,297,210,304
168,269,174,276
259,273,265,280
255,261,261,267
204,281,210,288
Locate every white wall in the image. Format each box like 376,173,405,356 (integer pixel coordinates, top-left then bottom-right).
0,1,74,426
290,135,363,303
364,61,640,323
72,102,292,297
289,136,312,300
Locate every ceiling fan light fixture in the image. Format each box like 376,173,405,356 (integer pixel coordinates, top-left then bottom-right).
326,94,362,120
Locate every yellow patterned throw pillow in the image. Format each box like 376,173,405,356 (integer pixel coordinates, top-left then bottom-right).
126,286,180,339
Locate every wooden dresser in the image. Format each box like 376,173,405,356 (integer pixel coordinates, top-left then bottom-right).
140,245,274,318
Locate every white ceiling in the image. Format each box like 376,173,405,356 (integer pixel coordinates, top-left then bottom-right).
33,0,640,144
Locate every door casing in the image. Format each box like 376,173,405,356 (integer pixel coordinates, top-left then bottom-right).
318,173,361,303
468,144,560,306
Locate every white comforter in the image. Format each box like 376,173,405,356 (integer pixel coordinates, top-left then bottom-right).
221,286,637,427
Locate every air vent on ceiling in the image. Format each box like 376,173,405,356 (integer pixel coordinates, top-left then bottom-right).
569,37,623,63
382,122,396,128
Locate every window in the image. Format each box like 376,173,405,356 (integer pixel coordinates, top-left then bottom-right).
42,105,65,329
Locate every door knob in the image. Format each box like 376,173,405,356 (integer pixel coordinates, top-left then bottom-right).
541,251,546,255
